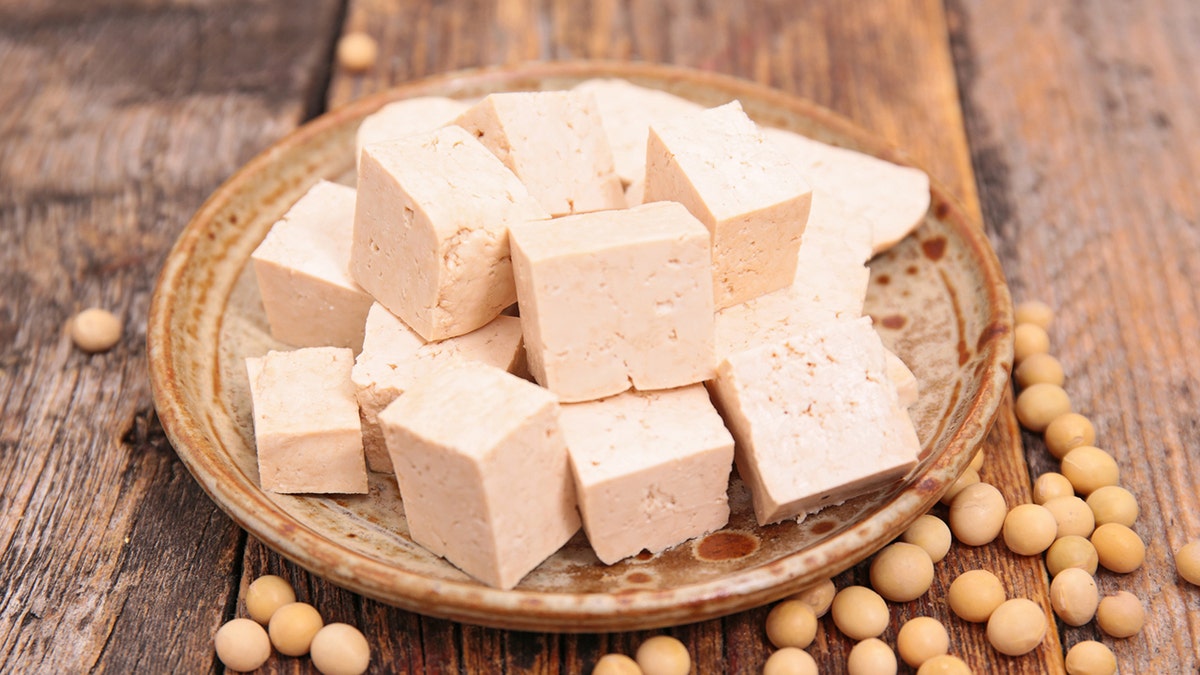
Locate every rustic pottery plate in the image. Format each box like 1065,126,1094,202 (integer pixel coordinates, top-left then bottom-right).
147,62,1013,632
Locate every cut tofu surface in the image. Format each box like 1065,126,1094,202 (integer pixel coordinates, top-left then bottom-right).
571,78,705,185
762,126,930,254
709,317,921,524
251,180,373,351
355,97,470,169
560,385,734,564
509,201,715,402
645,101,812,308
453,90,625,216
352,303,524,472
246,347,367,494
377,360,579,589
351,125,549,341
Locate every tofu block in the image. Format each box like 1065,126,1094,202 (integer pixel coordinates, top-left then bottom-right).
350,125,549,341
353,302,525,473
572,78,704,185
245,347,367,494
251,181,374,351
709,318,920,524
355,97,470,169
378,361,580,589
560,385,734,564
509,201,715,402
885,349,919,407
715,191,873,357
646,101,813,309
453,90,625,216
762,126,931,254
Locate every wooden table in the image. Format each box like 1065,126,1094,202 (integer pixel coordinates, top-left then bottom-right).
2,1,1198,672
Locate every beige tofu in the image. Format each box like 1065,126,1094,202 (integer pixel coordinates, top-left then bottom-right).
646,101,813,309
350,125,549,341
709,318,920,525
762,126,931,254
352,302,525,473
571,78,705,185
624,177,645,207
378,361,579,590
245,347,367,494
714,191,873,357
354,97,470,169
560,385,734,564
453,90,625,216
509,201,715,403
251,181,374,351
885,349,919,407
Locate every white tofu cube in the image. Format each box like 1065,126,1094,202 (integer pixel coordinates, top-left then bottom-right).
560,385,734,564
354,97,470,169
708,318,920,524
377,361,579,590
352,302,525,473
453,90,625,216
509,201,715,403
350,125,549,341
245,347,367,494
251,181,374,351
645,101,813,309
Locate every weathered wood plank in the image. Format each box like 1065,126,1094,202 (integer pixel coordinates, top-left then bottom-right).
949,1,1200,670
0,1,342,671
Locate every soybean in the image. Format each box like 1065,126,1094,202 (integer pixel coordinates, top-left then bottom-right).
831,586,889,641
1049,568,1099,626
949,482,1007,546
1095,591,1144,638
869,543,935,602
901,515,952,563
1090,523,1145,573
1002,503,1057,556
1044,413,1096,459
986,598,1047,656
896,616,949,668
947,569,1005,623
1086,485,1139,527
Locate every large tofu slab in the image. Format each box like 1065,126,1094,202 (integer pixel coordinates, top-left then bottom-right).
251,181,374,351
378,361,580,590
350,125,549,341
571,78,705,185
246,347,367,494
762,126,931,254
714,191,873,357
352,303,524,473
509,201,715,402
453,90,625,216
354,97,470,169
709,318,920,524
646,101,813,309
560,385,734,564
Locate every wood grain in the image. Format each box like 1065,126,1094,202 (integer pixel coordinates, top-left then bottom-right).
949,0,1200,670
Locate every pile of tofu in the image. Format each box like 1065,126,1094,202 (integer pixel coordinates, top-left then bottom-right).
246,79,931,590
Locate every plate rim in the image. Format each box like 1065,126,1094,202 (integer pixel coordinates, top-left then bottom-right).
147,60,1014,632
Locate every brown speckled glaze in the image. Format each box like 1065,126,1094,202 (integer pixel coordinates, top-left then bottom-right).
147,62,1013,632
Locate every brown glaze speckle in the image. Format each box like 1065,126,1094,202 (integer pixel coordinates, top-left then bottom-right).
934,199,951,219
811,521,836,535
906,265,920,275
626,572,652,584
881,314,907,330
922,236,947,261
695,532,759,561
876,274,891,286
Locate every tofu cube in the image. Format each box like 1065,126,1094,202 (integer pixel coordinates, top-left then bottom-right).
350,125,549,341
509,201,715,402
645,101,813,309
352,302,525,473
378,361,580,589
708,318,920,524
560,385,734,564
885,349,920,408
245,347,367,494
251,181,374,351
453,90,625,216
355,96,470,169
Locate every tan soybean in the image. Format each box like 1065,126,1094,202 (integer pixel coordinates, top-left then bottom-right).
1013,323,1051,363
870,543,935,602
245,575,296,625
1045,535,1100,576
1044,413,1096,459
70,307,122,353
268,602,324,657
1043,495,1096,539
949,482,1007,546
986,598,1047,656
214,618,272,673
1065,640,1117,675
636,635,690,675
1014,300,1054,328
1014,352,1065,388
310,623,371,675
763,648,818,675
765,600,818,649
1095,591,1144,638
337,32,378,71
1086,485,1139,527
1033,472,1075,505
831,586,889,641
947,569,1005,623
1049,567,1099,626
902,514,952,563
896,616,950,668
1090,523,1145,573
1002,503,1057,556
940,468,981,505
969,449,986,472
1176,541,1200,585
789,577,836,617
917,654,972,675
1015,383,1071,432
1060,446,1119,496
847,638,897,675
592,654,643,675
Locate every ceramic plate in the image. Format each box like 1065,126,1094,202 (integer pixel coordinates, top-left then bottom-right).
147,62,1013,632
